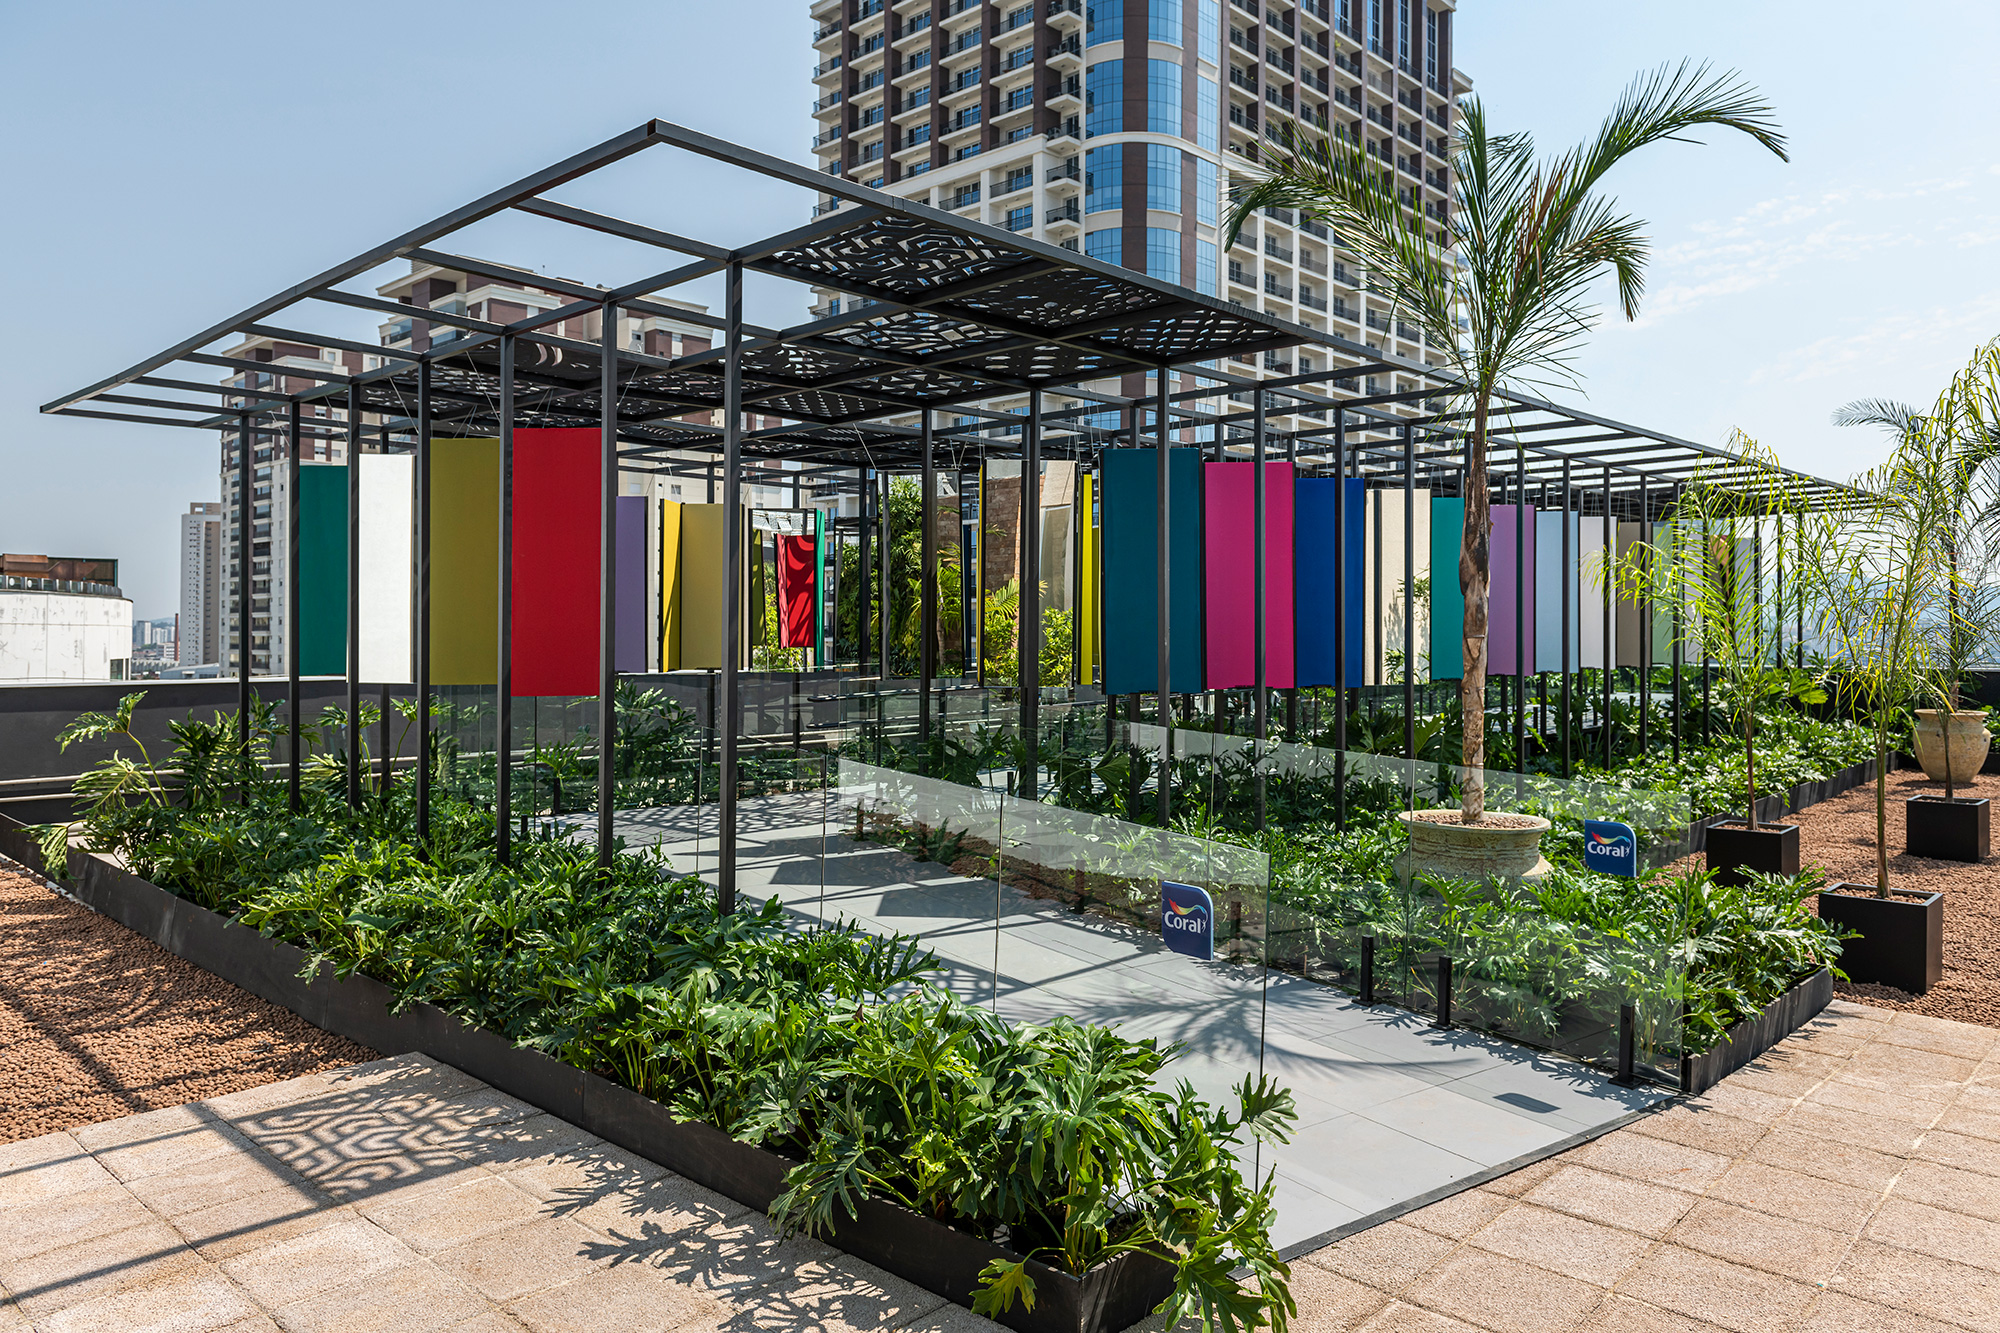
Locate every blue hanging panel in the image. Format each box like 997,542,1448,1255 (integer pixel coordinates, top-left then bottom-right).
1429,496,1465,679
1294,475,1365,688
1101,447,1204,695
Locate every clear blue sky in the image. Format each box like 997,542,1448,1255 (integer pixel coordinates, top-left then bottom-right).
4,1,1996,619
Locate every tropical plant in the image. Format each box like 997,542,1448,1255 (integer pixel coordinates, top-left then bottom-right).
1225,62,1788,820
1805,425,1964,895
1612,432,1827,828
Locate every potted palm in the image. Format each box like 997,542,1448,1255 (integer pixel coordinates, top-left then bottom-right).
1839,343,2000,861
1613,434,1824,885
1224,63,1787,878
1807,427,1959,993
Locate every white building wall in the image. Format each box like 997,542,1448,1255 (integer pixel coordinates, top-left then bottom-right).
0,591,135,682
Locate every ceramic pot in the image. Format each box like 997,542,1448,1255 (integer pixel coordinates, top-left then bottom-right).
1912,710,1991,786
1398,810,1551,882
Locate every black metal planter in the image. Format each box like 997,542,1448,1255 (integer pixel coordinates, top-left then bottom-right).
1818,887,1945,995
1705,821,1800,886
3,835,1175,1333
1905,796,1990,863
1678,969,1832,1096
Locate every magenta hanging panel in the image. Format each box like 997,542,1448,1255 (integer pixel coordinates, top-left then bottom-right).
1202,460,1295,689
1490,503,1537,676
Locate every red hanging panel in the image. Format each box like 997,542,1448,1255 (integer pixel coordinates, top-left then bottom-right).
777,533,817,649
511,428,600,696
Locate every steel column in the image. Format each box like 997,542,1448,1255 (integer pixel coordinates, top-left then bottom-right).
496,333,516,862
719,262,745,914
1638,476,1651,756
1513,444,1525,775
1560,457,1572,778
346,388,362,809
416,361,433,845
287,397,302,811
1020,387,1042,799
1601,464,1612,770
1333,408,1347,830
1403,423,1415,761
597,301,619,869
235,413,252,803
1155,377,1171,824
919,410,936,758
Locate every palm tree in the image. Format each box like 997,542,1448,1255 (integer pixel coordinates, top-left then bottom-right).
1225,62,1787,820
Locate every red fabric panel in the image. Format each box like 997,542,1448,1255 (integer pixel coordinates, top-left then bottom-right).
777,534,817,649
511,428,600,696
1202,461,1295,689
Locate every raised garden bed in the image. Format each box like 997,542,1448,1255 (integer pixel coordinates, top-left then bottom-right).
1679,967,1833,1096
0,818,1172,1333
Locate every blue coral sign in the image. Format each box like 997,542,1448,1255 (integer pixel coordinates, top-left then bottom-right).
1161,880,1215,961
1583,819,1639,878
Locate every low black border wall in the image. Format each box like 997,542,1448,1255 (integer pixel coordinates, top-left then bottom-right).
0,821,1171,1333
1651,760,1878,865
1679,968,1833,1097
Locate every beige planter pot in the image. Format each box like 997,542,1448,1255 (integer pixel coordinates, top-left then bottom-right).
1397,810,1552,884
1913,710,1991,786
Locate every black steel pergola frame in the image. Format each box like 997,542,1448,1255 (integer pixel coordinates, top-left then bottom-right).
43,117,1843,886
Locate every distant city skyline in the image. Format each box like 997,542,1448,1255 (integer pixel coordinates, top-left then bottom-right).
5,1,1997,619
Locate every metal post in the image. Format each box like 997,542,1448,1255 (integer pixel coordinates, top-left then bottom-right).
1560,458,1572,778
286,398,302,812
1253,388,1268,831
1360,934,1376,1004
1403,424,1415,761
416,360,433,844
1616,1002,1637,1084
345,390,363,809
1513,445,1525,777
858,466,873,678
1333,408,1347,830
378,423,392,807
1155,378,1172,823
1638,476,1651,756
879,468,892,679
1435,954,1453,1028
1671,483,1683,763
597,301,619,869
919,411,936,759
496,333,515,862
1601,464,1613,770
719,262,745,914
235,413,252,804
1020,388,1042,799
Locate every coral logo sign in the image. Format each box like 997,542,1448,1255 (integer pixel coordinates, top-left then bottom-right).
1160,881,1214,961
1583,819,1639,878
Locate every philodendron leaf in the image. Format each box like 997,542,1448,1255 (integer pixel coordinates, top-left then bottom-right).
971,1258,1037,1316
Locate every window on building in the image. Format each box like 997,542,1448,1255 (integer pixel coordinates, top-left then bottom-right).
1006,84,1034,111
1368,0,1382,52
1007,205,1034,232
906,86,931,111
1085,2,1122,46
1084,143,1122,213
1149,0,1182,42
1195,238,1218,295
1146,59,1182,134
1145,144,1181,212
1085,60,1123,135
1085,228,1123,267
1398,0,1411,70
1426,7,1440,88
1195,157,1218,226
1198,0,1220,64
1145,227,1182,282
1338,0,1351,34
908,124,931,146
1196,75,1219,152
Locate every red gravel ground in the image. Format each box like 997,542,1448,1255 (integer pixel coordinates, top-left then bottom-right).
1745,766,2000,1028
0,861,374,1144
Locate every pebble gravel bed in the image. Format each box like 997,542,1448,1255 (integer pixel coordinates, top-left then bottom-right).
0,860,374,1144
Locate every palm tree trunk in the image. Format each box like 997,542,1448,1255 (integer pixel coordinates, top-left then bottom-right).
1460,390,1492,822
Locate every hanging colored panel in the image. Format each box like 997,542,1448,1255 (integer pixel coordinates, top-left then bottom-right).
778,533,817,648
1429,496,1464,680
1294,475,1364,689
430,438,499,687
1366,488,1430,686
1490,504,1536,677
1651,521,1674,666
814,508,829,661
1202,460,1295,689
1534,510,1581,674
615,494,647,674
296,463,348,678
1100,448,1203,696
511,428,599,697
1579,515,1617,670
1079,471,1097,687
1615,521,1643,667
357,453,413,684
659,499,683,671
678,504,728,670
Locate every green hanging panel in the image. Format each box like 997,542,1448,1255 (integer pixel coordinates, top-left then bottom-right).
296,463,349,677
1429,496,1465,680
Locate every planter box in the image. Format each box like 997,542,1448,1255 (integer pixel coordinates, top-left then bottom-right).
1651,760,1876,867
0,826,1171,1333
1705,821,1800,887
1679,968,1832,1097
1906,796,1990,863
1818,886,1945,996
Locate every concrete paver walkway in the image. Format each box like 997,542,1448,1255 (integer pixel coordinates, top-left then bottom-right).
3,1001,1997,1330
1286,999,2000,1332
